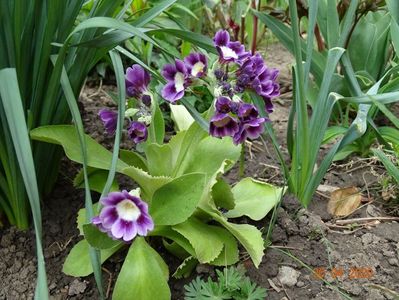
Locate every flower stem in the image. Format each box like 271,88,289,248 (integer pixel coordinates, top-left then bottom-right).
251,0,258,54
239,143,245,178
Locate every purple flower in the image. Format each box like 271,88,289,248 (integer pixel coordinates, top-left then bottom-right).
213,30,249,64
215,96,233,113
125,64,151,101
209,113,239,138
128,121,148,143
233,118,266,145
92,190,154,242
237,103,259,121
184,53,207,77
161,59,188,103
99,109,117,135
236,53,280,113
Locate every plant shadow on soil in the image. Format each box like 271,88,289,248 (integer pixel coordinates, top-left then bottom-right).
1,44,399,300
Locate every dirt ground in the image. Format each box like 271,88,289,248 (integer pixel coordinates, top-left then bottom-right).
1,44,399,300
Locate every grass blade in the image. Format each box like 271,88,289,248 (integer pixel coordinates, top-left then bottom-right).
0,68,48,299
131,0,177,27
373,149,399,184
57,60,105,299
101,50,126,198
304,0,318,90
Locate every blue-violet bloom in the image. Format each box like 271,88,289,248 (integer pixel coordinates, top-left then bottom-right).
161,59,188,103
128,121,148,144
237,103,259,121
209,113,239,138
184,53,207,77
92,190,154,242
99,109,117,135
213,30,248,64
125,64,151,102
233,118,266,145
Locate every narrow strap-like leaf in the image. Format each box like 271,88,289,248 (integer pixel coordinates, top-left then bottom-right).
0,68,48,300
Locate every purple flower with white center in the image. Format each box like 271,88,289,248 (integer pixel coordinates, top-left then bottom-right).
233,117,266,145
184,53,207,78
213,30,249,64
125,64,151,101
237,103,259,121
99,109,117,135
92,190,154,242
128,121,148,144
209,113,239,138
161,59,188,103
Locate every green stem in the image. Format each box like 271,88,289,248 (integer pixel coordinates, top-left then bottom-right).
239,144,245,178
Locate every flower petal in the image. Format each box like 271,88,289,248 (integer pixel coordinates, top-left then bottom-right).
161,81,184,103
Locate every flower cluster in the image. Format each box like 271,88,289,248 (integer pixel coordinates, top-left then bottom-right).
99,64,152,144
157,29,280,145
161,53,207,103
210,96,266,145
210,30,279,144
92,190,154,242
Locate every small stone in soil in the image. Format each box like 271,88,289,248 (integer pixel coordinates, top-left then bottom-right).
68,279,87,296
277,266,300,287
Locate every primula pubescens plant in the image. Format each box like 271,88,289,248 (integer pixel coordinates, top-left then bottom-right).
31,30,283,300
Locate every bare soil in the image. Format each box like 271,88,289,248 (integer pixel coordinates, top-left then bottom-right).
1,44,399,300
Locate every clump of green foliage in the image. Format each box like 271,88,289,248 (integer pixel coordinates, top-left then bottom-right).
184,266,267,300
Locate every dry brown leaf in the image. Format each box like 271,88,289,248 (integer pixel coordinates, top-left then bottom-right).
328,187,362,216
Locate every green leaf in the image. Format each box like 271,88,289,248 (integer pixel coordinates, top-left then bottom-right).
122,166,172,201
152,226,196,257
148,28,217,54
387,0,399,24
225,178,283,221
77,203,99,236
74,168,119,193
63,240,123,277
182,136,241,177
322,126,348,144
112,238,170,300
390,18,399,59
119,149,148,171
30,125,128,172
173,256,198,279
348,11,390,80
221,222,264,268
170,104,195,131
373,148,399,184
0,68,48,299
148,98,165,144
172,218,224,263
208,227,239,266
150,173,206,225
207,210,264,267
326,0,339,47
83,224,122,250
146,143,173,176
130,0,177,27
380,127,399,145
211,178,235,210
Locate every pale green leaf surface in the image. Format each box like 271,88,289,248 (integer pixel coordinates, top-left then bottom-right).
172,218,224,263
63,240,122,277
122,166,172,201
150,173,206,225
30,125,128,172
225,178,283,221
112,238,170,300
